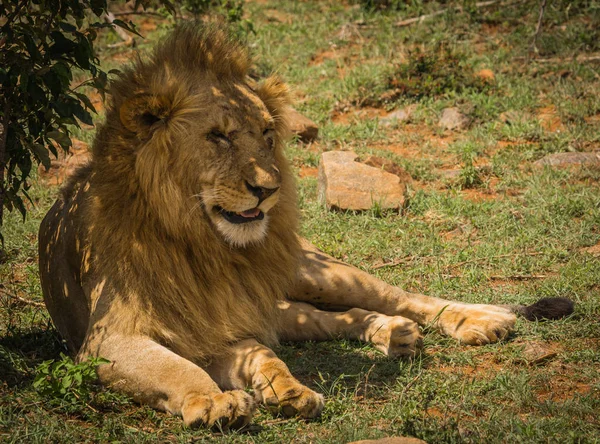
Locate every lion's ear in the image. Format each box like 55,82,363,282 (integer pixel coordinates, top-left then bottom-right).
255,75,291,118
119,94,172,134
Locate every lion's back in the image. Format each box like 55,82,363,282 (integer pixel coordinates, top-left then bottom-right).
39,167,94,353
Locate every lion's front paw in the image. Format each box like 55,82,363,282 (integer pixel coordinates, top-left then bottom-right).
364,315,423,358
438,303,516,345
182,390,256,430
259,380,324,419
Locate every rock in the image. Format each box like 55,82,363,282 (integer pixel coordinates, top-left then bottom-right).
287,108,319,142
380,105,416,126
475,68,495,82
38,139,91,186
438,107,470,131
534,152,600,167
318,151,406,211
348,437,427,444
522,341,558,365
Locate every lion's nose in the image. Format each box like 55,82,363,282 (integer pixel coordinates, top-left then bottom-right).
245,181,279,203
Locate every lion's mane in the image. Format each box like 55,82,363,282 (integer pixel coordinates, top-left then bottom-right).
56,24,301,362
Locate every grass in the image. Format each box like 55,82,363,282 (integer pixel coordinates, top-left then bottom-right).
1,0,600,442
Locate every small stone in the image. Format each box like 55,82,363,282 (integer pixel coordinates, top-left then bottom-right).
318,151,406,211
438,107,470,131
522,341,558,365
380,105,416,126
475,68,495,82
534,152,600,167
287,108,319,142
348,438,427,444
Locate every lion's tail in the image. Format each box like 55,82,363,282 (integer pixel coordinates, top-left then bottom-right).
503,297,574,321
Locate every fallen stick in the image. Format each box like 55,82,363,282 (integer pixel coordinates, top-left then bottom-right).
445,251,544,270
0,289,45,307
518,54,600,63
442,274,548,280
372,255,418,270
529,0,548,55
395,0,500,27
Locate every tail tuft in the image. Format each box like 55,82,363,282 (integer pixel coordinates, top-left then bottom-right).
516,297,574,321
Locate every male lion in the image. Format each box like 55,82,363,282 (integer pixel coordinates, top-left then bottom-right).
39,24,573,429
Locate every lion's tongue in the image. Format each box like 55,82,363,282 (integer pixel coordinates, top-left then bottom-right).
239,208,261,218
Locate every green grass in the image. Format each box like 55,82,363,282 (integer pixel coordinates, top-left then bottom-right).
2,0,600,442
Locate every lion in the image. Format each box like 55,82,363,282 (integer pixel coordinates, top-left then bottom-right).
38,24,573,430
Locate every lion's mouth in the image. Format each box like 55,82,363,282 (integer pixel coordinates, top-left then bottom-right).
216,206,265,224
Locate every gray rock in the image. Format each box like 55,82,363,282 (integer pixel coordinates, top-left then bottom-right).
318,151,406,211
438,107,470,130
534,152,600,167
380,105,416,126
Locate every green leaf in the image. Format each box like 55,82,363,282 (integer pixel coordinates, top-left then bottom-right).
52,62,72,84
47,130,72,150
72,103,93,126
112,19,142,38
29,143,51,169
72,91,97,114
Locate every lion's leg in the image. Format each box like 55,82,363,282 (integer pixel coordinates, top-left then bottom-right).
206,339,324,419
291,239,516,345
80,333,255,429
276,301,422,358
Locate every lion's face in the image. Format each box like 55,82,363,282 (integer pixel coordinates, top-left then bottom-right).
181,82,283,247
120,76,289,248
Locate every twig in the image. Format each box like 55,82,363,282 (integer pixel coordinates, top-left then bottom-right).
262,418,295,426
0,288,45,307
104,11,135,48
395,0,500,27
441,274,548,280
372,255,418,270
445,251,544,270
363,364,376,400
398,372,423,407
517,53,600,63
488,274,548,280
530,0,548,55
112,11,165,17
374,251,543,271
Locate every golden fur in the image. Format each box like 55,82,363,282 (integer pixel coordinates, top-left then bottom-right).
40,23,567,429
41,24,300,361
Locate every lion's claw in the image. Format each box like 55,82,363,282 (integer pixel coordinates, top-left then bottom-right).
259,381,324,419
182,390,256,430
438,303,516,345
364,314,423,358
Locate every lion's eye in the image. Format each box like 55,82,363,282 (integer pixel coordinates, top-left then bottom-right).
208,129,230,145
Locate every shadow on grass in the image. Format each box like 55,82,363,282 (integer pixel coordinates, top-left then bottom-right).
275,340,431,398
0,326,66,387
